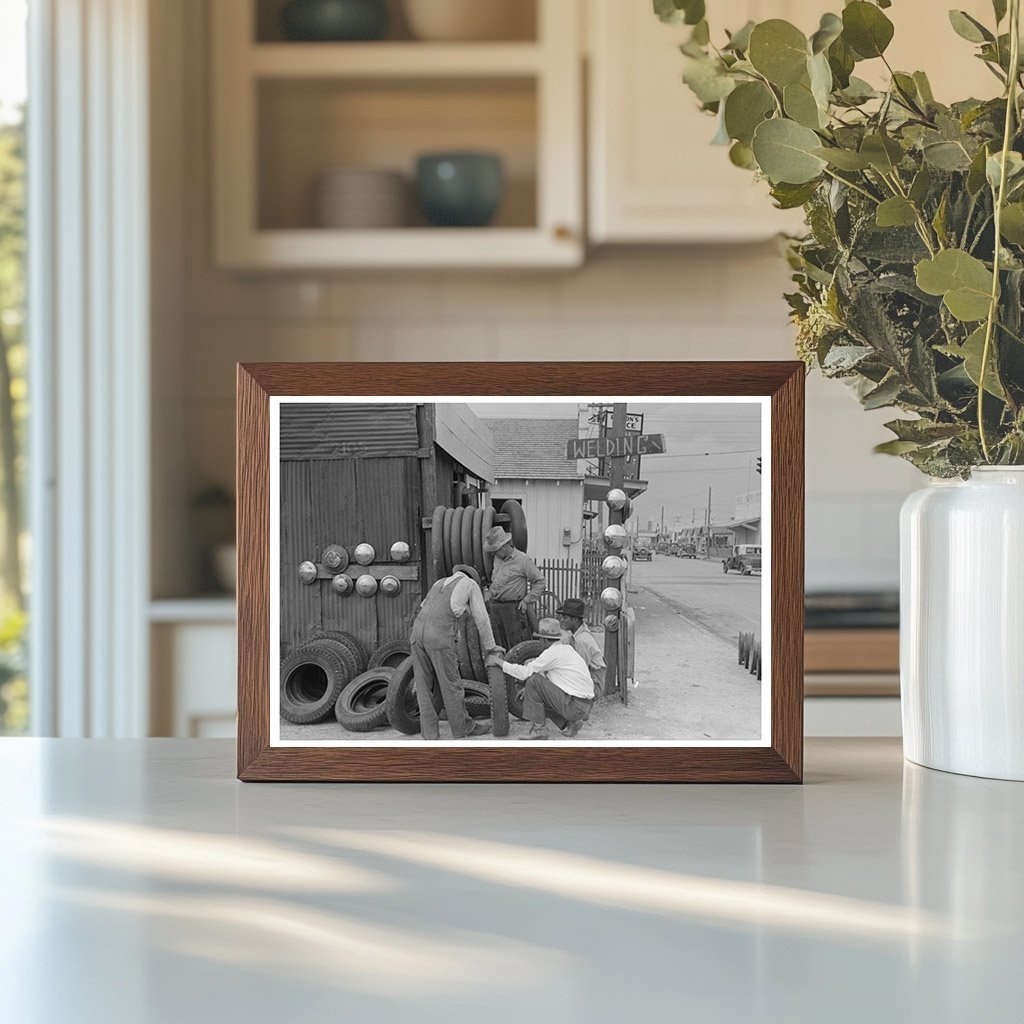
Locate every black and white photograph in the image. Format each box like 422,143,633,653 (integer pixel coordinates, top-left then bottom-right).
271,396,770,746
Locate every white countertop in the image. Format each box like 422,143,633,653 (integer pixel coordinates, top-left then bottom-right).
1,738,1020,1023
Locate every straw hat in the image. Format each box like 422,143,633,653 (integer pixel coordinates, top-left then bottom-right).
534,618,562,640
452,563,481,587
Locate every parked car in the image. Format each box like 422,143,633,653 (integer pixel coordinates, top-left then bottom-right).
723,544,761,575
633,545,653,562
678,543,697,559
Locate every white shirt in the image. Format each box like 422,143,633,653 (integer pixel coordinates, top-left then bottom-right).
502,642,595,700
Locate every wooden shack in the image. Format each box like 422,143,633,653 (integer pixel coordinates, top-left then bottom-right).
278,401,494,659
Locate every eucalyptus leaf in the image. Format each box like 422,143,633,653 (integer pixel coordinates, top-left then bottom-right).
923,140,973,171
814,146,872,170
842,1,895,59
1000,203,1024,244
770,180,820,209
993,0,1008,24
948,10,994,44
729,140,757,170
724,20,755,53
683,57,736,104
860,133,904,173
940,326,1006,398
748,20,809,86
653,0,705,26
874,439,922,455
723,81,775,145
810,12,843,54
752,118,828,184
784,80,824,129
915,250,994,322
876,197,918,228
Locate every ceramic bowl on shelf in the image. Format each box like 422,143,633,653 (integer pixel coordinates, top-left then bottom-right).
414,152,504,228
403,0,535,42
281,0,388,42
315,167,407,229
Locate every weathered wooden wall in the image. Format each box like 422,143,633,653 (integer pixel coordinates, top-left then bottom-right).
490,477,585,564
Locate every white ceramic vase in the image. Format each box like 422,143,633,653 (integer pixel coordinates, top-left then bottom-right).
900,467,1024,781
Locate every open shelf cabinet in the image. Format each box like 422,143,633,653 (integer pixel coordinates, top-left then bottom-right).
212,0,583,268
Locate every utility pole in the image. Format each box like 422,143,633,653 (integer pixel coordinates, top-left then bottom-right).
706,486,712,558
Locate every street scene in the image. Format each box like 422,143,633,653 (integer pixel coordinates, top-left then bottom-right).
275,398,766,745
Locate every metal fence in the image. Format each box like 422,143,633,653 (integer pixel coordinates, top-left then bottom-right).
538,555,604,627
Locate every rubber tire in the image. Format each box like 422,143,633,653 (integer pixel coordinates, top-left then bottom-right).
280,643,350,725
501,499,528,553
334,669,394,732
384,656,442,735
438,682,491,720
313,630,369,671
481,505,496,582
460,504,475,574
464,616,487,683
722,562,729,573
455,623,473,680
503,639,547,720
487,663,510,737
368,638,412,670
450,506,465,570
471,507,485,580
431,505,445,584
441,508,454,576
312,633,364,678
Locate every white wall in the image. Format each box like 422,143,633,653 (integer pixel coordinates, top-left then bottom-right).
490,478,585,564
155,0,921,599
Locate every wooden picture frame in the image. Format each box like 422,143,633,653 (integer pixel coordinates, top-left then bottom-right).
237,362,804,782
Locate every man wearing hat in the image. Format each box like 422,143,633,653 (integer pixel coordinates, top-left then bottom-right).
500,617,595,740
410,563,503,740
557,598,606,697
483,525,546,650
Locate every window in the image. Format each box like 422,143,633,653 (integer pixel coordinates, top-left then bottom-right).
0,0,27,734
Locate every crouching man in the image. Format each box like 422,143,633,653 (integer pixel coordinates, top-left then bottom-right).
501,617,595,740
410,563,503,740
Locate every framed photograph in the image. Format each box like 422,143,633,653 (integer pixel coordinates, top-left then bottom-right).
237,362,804,782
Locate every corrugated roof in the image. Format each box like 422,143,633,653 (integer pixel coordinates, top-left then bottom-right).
483,418,583,480
279,403,420,460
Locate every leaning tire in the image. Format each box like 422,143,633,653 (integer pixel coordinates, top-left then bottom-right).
503,639,547,720
722,562,728,573
487,663,510,737
384,656,442,735
335,669,394,732
500,499,528,553
464,617,487,683
455,624,474,680
280,643,350,725
368,638,412,671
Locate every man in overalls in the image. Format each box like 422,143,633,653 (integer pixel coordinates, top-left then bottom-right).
484,525,545,650
410,563,503,740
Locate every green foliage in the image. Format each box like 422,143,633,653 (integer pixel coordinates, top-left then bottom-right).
662,0,1024,476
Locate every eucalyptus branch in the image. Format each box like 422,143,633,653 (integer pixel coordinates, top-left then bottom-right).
822,167,881,205
979,0,1021,461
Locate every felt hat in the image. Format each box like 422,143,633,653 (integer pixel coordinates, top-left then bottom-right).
534,617,562,640
452,563,481,588
483,526,513,553
556,598,586,619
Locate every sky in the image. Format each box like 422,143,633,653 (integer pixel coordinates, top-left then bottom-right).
0,0,27,123
468,399,762,529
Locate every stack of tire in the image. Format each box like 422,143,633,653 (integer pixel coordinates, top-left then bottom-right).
280,631,412,732
429,499,527,584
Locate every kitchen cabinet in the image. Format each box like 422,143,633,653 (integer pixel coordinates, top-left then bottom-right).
211,0,583,269
586,0,998,244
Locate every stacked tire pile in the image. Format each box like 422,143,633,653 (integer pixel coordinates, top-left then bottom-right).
280,630,412,732
430,498,527,584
